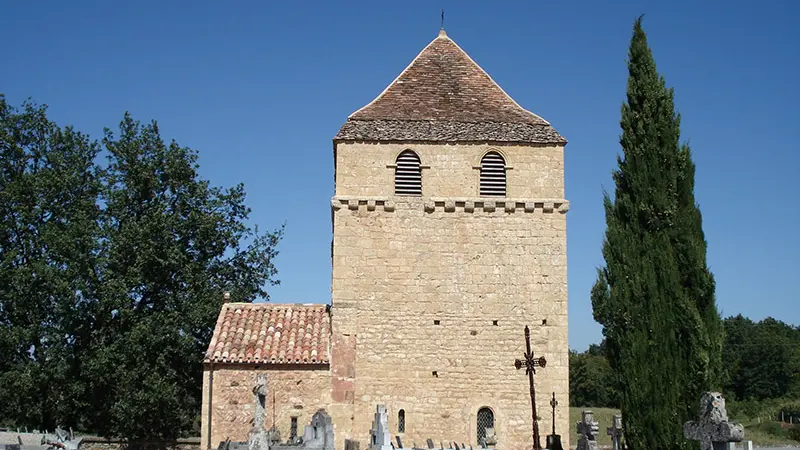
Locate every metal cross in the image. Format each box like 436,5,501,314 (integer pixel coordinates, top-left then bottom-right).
514,325,547,450
550,392,558,436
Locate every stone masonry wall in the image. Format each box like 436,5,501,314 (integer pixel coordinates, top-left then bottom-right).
200,365,331,450
334,142,564,199
330,142,570,450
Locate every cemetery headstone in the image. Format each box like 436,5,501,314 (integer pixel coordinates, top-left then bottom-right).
684,392,744,450
369,405,393,450
482,428,497,448
248,374,269,450
300,409,334,450
576,410,599,450
606,414,623,450
266,425,281,447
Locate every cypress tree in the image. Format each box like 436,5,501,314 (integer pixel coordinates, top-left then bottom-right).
591,16,724,450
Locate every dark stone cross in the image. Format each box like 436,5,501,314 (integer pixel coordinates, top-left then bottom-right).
514,325,547,450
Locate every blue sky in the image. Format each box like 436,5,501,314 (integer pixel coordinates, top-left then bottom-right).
4,1,798,351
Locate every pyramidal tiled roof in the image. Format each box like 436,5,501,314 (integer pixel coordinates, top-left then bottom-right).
335,30,566,145
204,303,330,365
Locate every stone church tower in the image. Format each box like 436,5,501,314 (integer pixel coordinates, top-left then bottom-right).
200,28,568,450
328,29,569,448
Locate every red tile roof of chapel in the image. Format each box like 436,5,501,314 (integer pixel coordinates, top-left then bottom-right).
335,30,566,144
204,303,330,365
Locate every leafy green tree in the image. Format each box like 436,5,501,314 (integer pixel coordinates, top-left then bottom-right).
591,17,724,450
0,97,283,439
723,315,800,401
569,345,618,408
0,95,101,429
81,113,283,438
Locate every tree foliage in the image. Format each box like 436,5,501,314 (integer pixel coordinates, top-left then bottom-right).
0,95,283,438
723,315,800,401
569,341,619,408
590,17,724,450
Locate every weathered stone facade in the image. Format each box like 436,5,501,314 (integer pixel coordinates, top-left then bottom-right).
328,142,568,449
201,366,332,449
201,28,569,450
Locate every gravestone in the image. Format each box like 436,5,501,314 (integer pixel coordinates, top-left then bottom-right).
576,410,599,450
369,405,393,450
266,425,281,447
248,374,269,450
684,392,744,450
606,414,623,450
300,409,334,450
482,428,496,448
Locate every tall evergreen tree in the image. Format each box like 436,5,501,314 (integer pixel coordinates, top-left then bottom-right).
591,17,724,450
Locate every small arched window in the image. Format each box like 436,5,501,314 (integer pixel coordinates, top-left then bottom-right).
477,407,494,444
479,151,506,196
395,150,422,196
398,409,405,433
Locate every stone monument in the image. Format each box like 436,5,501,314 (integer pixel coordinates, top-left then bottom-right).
301,409,334,450
369,405,393,450
684,392,744,450
248,374,269,450
606,415,623,450
575,410,599,450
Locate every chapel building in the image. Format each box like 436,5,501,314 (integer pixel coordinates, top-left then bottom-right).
200,28,569,450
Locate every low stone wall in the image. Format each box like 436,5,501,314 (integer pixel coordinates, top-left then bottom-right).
78,437,200,450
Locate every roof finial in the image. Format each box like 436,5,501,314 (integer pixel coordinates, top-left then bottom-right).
439,8,447,37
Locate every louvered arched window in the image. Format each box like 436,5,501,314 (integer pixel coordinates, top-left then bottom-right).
479,151,506,196
395,150,422,196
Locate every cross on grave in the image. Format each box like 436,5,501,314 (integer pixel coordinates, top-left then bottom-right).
684,392,744,450
545,392,563,450
576,410,599,450
606,415,623,450
514,325,547,450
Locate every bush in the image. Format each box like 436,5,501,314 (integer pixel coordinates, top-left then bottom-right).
755,420,787,438
727,397,800,422
788,426,800,442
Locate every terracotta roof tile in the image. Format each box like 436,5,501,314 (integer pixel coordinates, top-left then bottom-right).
335,30,565,145
204,303,330,365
